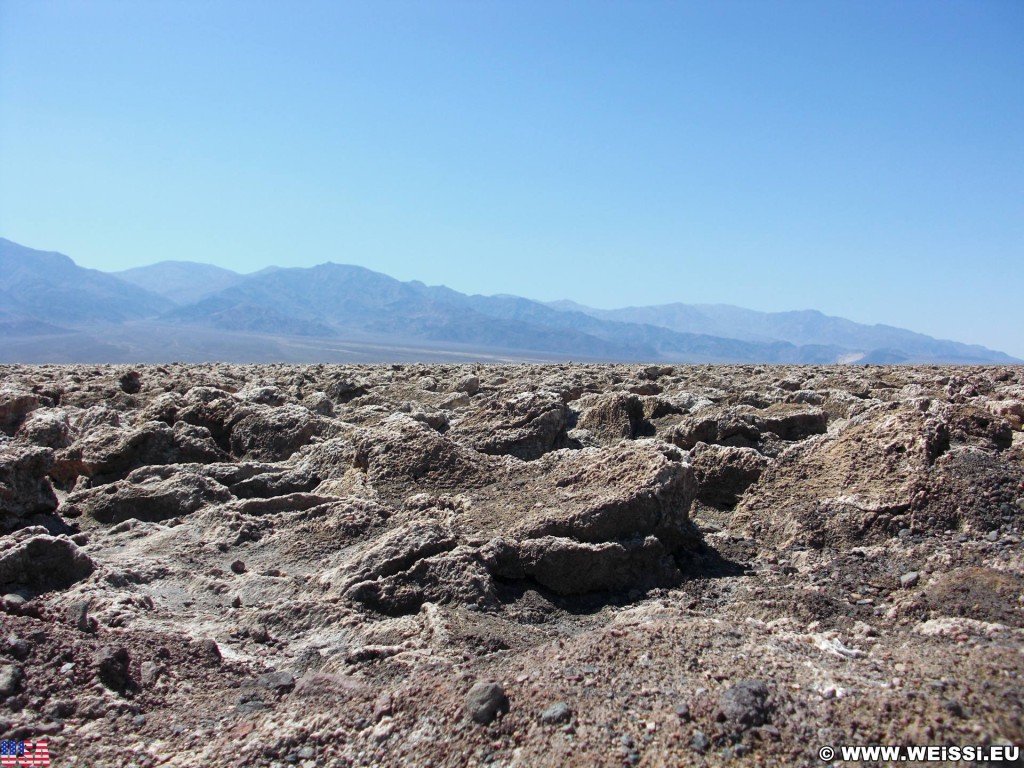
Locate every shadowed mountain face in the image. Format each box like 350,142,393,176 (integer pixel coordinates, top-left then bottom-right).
0,239,173,324
0,238,1017,364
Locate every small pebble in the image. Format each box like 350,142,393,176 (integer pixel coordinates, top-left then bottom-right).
0,664,23,696
944,700,965,718
69,601,97,633
719,679,772,730
690,731,710,753
899,572,919,588
540,702,571,725
5,636,31,661
2,594,26,612
95,646,131,690
257,671,296,695
141,661,160,686
466,681,509,724
197,639,222,665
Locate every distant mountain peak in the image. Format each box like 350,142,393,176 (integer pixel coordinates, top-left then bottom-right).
114,260,245,306
0,239,173,325
1,237,1018,365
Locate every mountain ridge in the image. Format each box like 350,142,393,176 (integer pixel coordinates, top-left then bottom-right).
549,300,1010,363
0,238,1017,364
0,238,174,324
114,260,247,306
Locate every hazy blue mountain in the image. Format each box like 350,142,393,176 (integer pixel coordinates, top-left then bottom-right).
114,261,246,305
158,263,907,363
163,263,653,359
551,301,1018,364
0,238,173,324
460,294,843,363
0,238,1017,364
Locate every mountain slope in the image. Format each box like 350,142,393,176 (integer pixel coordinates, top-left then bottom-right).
162,263,656,359
166,264,854,362
557,301,1018,364
460,294,846,363
0,239,173,324
114,261,246,305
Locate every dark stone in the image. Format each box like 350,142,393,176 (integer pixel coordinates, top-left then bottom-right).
256,671,296,695
4,636,30,661
119,371,142,394
196,638,222,666
466,681,509,724
943,700,965,718
95,646,131,690
899,571,919,589
47,699,77,719
236,692,270,713
719,679,771,730
68,601,97,633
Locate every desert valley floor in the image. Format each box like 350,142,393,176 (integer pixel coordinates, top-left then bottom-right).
0,363,1022,766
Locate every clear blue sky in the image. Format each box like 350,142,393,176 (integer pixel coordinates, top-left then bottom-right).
1,1,1021,355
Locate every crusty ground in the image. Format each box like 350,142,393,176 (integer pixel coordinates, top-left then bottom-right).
0,363,1021,767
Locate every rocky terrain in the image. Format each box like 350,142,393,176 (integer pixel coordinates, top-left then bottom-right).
0,362,1022,767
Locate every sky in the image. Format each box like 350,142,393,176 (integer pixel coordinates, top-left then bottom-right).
1,1,1022,356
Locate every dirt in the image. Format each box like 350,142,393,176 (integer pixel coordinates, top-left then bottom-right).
0,363,1021,766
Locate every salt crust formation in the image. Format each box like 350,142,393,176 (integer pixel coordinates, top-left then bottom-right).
0,363,1021,766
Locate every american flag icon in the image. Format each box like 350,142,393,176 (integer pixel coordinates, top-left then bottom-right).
0,740,49,767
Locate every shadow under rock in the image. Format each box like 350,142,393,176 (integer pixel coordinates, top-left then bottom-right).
677,540,749,579
5,513,81,537
492,541,748,619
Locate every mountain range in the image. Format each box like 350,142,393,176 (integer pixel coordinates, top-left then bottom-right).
0,238,1017,364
